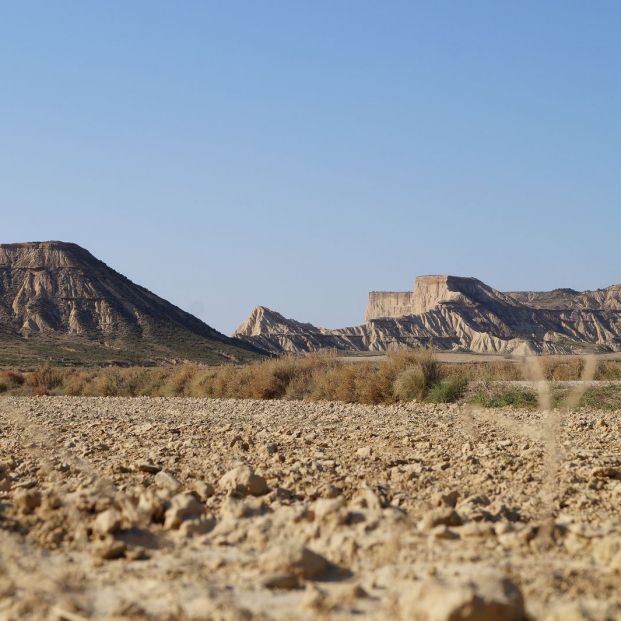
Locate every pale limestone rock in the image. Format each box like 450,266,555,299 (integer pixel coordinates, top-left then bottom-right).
93,508,122,536
399,575,525,621
218,465,268,496
164,493,204,529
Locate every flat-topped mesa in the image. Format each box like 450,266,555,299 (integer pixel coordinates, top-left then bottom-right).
365,275,489,321
0,241,96,270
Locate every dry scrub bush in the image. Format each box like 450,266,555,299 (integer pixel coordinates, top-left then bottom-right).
392,349,441,402
0,370,26,393
163,365,198,397
26,364,64,391
0,370,25,386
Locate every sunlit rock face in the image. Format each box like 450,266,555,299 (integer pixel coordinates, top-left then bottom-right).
235,275,621,355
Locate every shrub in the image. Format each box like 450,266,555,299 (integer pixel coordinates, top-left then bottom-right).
26,364,63,390
163,365,198,396
0,370,25,386
393,366,428,401
392,349,440,401
426,377,468,403
0,381,8,394
469,382,538,408
32,384,50,396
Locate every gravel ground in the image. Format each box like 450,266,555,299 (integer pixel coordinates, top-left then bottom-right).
0,397,620,620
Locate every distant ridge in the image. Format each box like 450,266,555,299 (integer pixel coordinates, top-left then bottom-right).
234,275,621,355
0,241,263,366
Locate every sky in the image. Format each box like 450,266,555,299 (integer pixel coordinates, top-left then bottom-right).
1,2,620,334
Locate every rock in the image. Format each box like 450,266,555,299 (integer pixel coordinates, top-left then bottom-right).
193,481,215,500
13,489,41,515
350,486,383,512
591,467,621,480
419,507,463,531
300,582,329,611
356,447,373,458
545,601,617,621
592,535,621,570
93,537,126,560
93,508,122,536
164,493,204,529
313,496,346,521
137,489,167,524
261,544,330,581
178,517,216,538
437,490,460,508
399,575,525,621
136,462,161,474
218,465,268,497
155,470,182,493
262,573,301,590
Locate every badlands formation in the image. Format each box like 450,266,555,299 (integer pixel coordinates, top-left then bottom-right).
235,276,621,355
1,396,620,620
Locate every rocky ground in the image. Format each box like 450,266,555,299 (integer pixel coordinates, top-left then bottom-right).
0,397,620,620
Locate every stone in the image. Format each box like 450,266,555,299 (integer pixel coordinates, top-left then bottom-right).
93,537,126,560
164,493,204,529
13,489,41,515
155,470,182,493
93,508,122,536
399,575,525,621
261,544,330,580
218,465,268,497
437,490,460,508
136,462,161,474
137,489,167,524
313,496,346,521
592,535,621,570
591,467,621,480
262,573,301,590
193,481,215,500
419,507,463,532
178,517,216,538
545,602,616,621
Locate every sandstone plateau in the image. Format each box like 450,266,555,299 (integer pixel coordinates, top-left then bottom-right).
0,242,260,366
235,275,621,355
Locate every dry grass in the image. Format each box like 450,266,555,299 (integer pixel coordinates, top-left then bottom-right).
1,352,620,408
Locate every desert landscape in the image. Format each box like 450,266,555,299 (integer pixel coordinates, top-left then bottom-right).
3,3,621,619
1,242,621,619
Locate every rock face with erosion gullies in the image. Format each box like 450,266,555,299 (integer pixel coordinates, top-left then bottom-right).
0,241,261,365
234,275,621,355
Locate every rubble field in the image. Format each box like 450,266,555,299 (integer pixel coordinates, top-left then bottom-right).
0,396,620,620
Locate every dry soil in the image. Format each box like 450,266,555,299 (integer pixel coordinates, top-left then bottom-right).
0,397,620,620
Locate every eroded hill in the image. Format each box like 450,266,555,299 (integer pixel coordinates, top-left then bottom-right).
234,276,621,355
0,241,261,366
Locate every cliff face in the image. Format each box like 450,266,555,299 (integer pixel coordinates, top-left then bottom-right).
234,276,621,355
0,241,261,365
366,275,526,320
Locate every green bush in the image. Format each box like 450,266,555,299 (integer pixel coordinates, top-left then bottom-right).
427,377,468,403
469,383,538,408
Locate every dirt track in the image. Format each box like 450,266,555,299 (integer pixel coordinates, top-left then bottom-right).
1,397,620,620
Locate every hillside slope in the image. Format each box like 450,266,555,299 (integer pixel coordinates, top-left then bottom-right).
0,241,262,366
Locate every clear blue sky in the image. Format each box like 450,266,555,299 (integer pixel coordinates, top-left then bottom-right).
2,2,620,334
